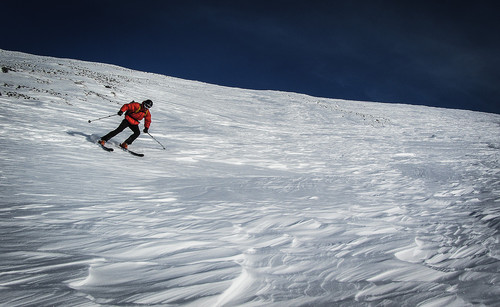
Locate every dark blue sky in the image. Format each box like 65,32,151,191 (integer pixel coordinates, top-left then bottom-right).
3,0,500,114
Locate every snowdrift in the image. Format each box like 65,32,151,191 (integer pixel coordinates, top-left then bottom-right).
1,49,499,306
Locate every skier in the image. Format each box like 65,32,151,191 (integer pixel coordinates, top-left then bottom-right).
98,99,153,149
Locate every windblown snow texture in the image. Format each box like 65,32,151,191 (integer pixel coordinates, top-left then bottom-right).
1,49,499,306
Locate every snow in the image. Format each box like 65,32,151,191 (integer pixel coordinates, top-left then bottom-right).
1,48,500,306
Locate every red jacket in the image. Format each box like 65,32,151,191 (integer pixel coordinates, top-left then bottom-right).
120,102,151,128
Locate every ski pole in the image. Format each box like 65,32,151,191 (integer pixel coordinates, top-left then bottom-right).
147,132,166,150
88,114,118,123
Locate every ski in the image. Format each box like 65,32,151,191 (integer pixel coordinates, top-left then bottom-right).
121,147,144,157
98,142,114,152
97,141,143,156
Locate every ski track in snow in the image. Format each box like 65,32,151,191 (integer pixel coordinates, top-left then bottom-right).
1,49,500,306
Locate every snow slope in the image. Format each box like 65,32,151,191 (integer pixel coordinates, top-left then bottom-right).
1,49,499,306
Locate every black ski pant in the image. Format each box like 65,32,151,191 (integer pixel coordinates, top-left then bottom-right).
101,119,140,145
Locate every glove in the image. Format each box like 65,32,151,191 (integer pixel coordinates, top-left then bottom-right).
117,110,123,116
143,127,149,133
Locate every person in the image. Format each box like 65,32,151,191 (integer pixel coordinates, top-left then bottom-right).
98,99,153,149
